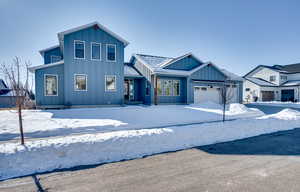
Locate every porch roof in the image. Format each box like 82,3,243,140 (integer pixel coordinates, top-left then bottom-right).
124,65,143,78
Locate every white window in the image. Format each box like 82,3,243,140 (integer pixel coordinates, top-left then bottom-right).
281,75,287,81
270,75,276,82
163,80,173,96
106,44,116,62
173,80,180,96
50,55,61,63
74,40,85,59
91,42,101,60
105,75,116,91
44,75,58,96
74,74,87,91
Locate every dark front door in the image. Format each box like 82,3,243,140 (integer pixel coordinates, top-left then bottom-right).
281,89,294,102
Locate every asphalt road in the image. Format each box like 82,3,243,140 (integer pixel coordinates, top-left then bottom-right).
1,128,300,192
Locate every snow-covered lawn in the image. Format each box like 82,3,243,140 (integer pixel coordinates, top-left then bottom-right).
252,101,300,108
1,108,300,180
0,103,263,141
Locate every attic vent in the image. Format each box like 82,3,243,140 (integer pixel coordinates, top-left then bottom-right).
93,24,100,30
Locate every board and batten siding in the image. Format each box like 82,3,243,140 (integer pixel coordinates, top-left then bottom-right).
35,64,64,105
63,26,125,105
44,47,63,64
164,56,202,71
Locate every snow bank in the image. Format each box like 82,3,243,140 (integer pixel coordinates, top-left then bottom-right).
1,111,299,180
259,108,300,120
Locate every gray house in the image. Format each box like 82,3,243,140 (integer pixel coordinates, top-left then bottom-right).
29,22,243,108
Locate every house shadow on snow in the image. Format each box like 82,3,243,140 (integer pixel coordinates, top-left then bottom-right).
196,128,300,156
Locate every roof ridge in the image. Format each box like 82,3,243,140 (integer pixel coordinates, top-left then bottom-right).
135,53,174,59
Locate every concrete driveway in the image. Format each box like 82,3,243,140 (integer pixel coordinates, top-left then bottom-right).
1,128,300,192
246,103,300,114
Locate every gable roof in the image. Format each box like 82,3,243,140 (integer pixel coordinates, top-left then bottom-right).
124,63,143,77
57,22,129,47
245,77,277,87
159,52,204,69
0,79,8,89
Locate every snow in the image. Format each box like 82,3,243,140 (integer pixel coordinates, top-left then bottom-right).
1,107,300,180
0,104,263,141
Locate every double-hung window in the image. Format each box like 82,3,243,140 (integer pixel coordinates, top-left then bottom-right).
105,75,116,91
270,75,276,82
45,75,58,96
74,40,85,59
91,42,101,60
106,44,116,62
74,74,87,91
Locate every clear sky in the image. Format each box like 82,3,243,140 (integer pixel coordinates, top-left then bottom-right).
1,0,300,77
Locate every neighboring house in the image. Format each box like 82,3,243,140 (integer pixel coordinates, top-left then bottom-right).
29,22,243,108
0,79,16,108
244,64,300,102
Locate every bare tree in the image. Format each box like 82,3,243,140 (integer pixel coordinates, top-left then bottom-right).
219,80,235,122
0,57,31,145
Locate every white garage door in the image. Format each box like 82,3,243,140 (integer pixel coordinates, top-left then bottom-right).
194,87,221,104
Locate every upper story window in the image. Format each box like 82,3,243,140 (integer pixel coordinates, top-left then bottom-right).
281,75,287,81
105,75,116,91
74,40,85,59
106,44,116,62
50,55,61,63
74,74,87,91
45,74,58,96
91,42,101,60
270,75,276,82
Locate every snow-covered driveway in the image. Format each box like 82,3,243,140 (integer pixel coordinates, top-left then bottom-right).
0,103,262,141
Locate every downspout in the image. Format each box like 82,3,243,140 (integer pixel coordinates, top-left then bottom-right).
154,75,158,105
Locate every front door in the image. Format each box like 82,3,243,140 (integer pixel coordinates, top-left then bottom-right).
124,80,134,101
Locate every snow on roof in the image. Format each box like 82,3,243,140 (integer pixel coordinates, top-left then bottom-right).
57,22,129,47
220,69,243,81
0,79,8,89
39,45,60,56
29,60,64,73
135,54,174,70
124,65,142,77
281,80,300,86
245,77,277,86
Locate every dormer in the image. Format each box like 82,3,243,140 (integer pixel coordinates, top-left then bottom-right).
39,45,63,64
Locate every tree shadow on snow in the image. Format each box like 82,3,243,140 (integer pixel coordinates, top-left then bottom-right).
196,128,300,156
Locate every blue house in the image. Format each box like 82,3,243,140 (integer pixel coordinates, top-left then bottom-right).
29,22,243,108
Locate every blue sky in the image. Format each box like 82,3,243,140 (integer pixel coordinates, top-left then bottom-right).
1,0,300,77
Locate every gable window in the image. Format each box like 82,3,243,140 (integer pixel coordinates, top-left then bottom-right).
45,75,58,96
74,74,87,91
173,80,180,96
50,55,61,63
281,75,287,81
91,42,101,60
74,40,85,59
105,75,116,91
145,81,151,96
270,75,276,82
106,44,116,62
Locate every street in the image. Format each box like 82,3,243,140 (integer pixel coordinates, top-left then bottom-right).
1,126,300,192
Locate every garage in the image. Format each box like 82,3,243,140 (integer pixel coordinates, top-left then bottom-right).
261,91,274,101
194,86,220,104
281,89,294,102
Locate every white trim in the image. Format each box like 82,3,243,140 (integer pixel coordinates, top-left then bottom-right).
91,42,101,61
29,60,64,73
74,74,88,91
74,40,85,59
133,54,155,73
50,55,61,63
44,74,58,96
105,75,117,92
39,45,60,56
58,22,129,47
106,44,117,62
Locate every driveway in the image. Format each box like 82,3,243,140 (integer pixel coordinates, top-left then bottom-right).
1,128,300,192
246,103,300,114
